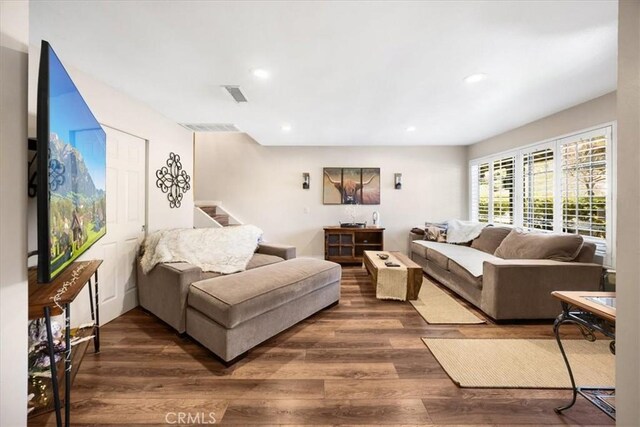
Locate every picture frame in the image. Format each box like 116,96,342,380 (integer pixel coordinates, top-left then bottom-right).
323,167,380,205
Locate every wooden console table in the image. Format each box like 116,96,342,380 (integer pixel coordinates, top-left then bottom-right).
324,226,384,264
28,260,102,427
551,291,615,420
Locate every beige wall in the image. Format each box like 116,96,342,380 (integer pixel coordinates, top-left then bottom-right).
195,133,467,257
467,92,616,160
616,0,640,424
0,1,29,425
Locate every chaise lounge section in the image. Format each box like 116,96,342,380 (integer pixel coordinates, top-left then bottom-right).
187,257,341,362
137,242,341,363
137,243,296,333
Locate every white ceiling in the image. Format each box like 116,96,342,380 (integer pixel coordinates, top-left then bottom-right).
30,1,617,146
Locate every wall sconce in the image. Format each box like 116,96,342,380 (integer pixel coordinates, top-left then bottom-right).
394,173,402,190
302,172,310,189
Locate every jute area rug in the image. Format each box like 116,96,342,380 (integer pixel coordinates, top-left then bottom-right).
410,278,485,324
423,338,615,388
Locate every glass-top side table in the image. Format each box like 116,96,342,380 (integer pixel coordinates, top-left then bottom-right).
551,291,616,420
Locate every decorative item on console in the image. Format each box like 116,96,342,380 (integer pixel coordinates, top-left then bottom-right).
340,204,366,228
339,222,366,228
28,319,65,371
372,211,381,227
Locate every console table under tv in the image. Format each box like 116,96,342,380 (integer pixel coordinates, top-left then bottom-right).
28,260,102,427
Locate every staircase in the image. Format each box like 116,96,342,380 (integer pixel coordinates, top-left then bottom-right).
199,206,230,226
194,203,242,228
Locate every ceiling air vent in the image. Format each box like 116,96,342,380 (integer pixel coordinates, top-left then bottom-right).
180,123,241,132
222,85,248,103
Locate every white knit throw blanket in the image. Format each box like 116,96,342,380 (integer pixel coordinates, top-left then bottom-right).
446,219,489,244
140,225,263,275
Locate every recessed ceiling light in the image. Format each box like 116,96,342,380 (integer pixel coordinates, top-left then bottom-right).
252,69,270,79
406,126,416,132
464,73,487,84
281,124,292,132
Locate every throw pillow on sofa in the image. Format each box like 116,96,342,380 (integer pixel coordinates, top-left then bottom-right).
424,222,448,243
494,229,584,261
470,226,512,254
411,227,426,236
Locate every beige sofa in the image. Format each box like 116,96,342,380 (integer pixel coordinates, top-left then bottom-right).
137,243,341,363
410,227,602,320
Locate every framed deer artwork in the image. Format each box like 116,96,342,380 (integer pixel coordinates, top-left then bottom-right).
323,167,380,205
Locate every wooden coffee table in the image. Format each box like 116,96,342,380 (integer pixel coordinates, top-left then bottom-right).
363,250,423,300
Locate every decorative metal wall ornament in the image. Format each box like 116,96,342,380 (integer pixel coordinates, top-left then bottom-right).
28,148,66,198
155,152,191,208
48,151,66,192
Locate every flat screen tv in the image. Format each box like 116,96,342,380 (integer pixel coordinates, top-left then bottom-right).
37,41,107,283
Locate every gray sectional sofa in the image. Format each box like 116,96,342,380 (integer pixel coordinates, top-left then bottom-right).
137,243,341,363
410,227,603,320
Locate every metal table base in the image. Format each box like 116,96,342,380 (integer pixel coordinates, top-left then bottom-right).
553,301,615,420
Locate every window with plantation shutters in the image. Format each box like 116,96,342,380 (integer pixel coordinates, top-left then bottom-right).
479,163,490,221
469,156,515,224
470,162,490,222
523,147,554,231
469,124,614,266
560,130,608,240
492,157,515,225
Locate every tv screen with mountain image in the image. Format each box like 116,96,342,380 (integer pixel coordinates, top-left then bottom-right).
37,41,106,282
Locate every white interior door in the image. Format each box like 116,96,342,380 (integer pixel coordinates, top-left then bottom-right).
85,127,146,324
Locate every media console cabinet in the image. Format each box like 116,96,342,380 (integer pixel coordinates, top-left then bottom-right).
323,226,384,264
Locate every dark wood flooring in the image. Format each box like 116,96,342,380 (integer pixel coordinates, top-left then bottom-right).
30,267,614,426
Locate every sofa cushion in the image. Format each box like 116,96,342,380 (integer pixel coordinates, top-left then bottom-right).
247,253,284,269
411,241,428,259
201,271,223,280
427,248,450,270
448,260,483,289
188,258,341,328
471,226,512,255
201,253,284,280
573,241,597,263
494,229,584,261
412,241,448,269
413,240,501,277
